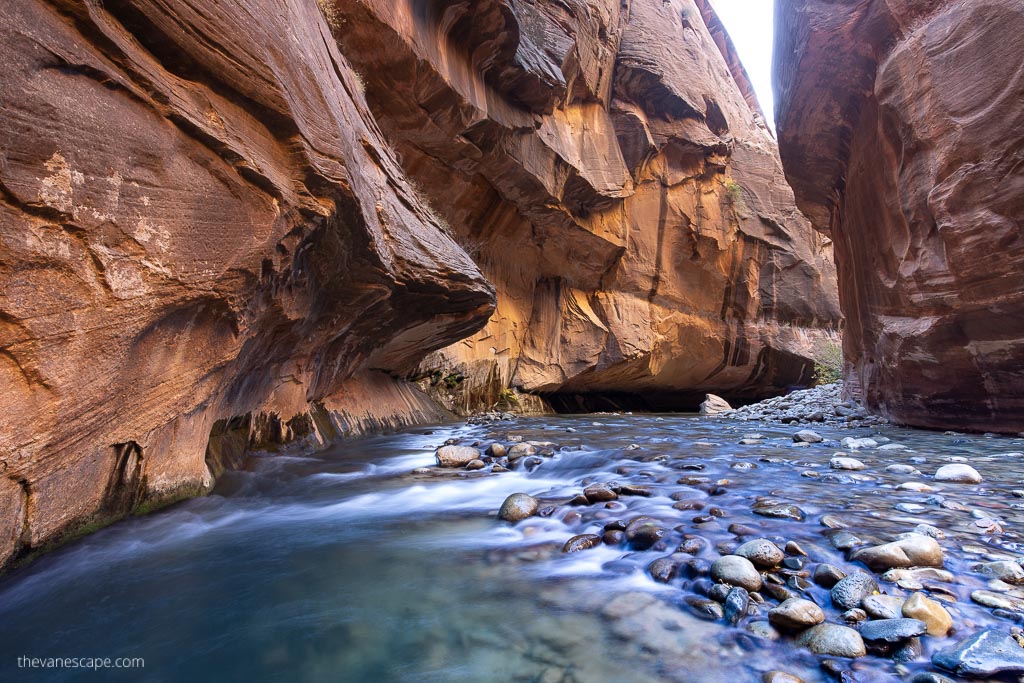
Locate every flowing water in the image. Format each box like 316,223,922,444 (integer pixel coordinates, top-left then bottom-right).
3,415,1024,682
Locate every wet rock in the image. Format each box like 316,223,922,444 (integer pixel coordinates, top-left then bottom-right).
678,537,707,554
568,494,591,506
648,556,680,583
977,561,1024,585
724,587,750,625
465,459,486,470
842,608,867,624
436,445,481,467
625,517,666,550
828,530,864,551
497,493,539,522
562,534,602,553
859,618,927,643
602,530,624,545
768,598,825,631
616,484,654,497
831,456,867,471
862,595,905,620
506,443,537,461
814,564,847,588
820,514,849,529
486,443,507,458
735,539,785,568
852,534,944,571
684,596,725,621
711,555,763,592
897,482,935,493
793,430,824,443
797,624,866,658
886,464,920,475
971,590,1024,613
583,484,618,503
903,593,953,637
786,541,808,557
841,437,878,450
909,674,955,683
748,621,781,641
934,464,983,484
892,636,923,664
753,502,807,522
832,573,879,610
933,629,1024,678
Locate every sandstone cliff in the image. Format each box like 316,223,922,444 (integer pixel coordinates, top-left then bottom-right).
0,0,838,568
329,0,840,413
776,0,1024,432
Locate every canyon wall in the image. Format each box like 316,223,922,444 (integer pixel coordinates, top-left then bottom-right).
775,0,1024,432
329,0,840,413
0,0,837,568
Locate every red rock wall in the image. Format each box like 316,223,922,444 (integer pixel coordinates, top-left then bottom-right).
0,0,839,568
0,0,493,566
776,0,1024,432
328,0,841,412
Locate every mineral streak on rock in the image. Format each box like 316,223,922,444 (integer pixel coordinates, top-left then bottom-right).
775,0,1024,433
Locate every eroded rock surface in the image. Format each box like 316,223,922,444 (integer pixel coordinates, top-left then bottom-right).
0,0,494,566
329,0,840,413
776,0,1024,432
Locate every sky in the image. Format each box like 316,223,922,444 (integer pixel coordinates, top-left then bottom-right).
707,0,776,130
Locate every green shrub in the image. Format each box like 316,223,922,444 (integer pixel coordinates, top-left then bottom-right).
812,341,843,385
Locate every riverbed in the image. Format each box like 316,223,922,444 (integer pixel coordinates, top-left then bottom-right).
3,415,1024,682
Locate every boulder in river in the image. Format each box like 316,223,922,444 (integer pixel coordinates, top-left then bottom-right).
934,463,983,484
933,629,1024,678
497,493,539,522
711,555,763,592
976,560,1024,584
436,445,481,467
852,534,944,571
859,618,927,643
797,623,866,658
831,572,879,610
793,429,823,443
700,394,733,416
563,534,602,553
903,593,953,637
768,598,825,631
735,538,785,568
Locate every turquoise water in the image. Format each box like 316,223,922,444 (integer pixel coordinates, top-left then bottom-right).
2,416,1024,681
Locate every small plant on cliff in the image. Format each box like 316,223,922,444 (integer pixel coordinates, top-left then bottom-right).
812,341,843,386
724,179,743,205
443,373,464,390
498,388,518,405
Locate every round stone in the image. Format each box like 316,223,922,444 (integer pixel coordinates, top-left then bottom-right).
797,623,866,658
711,555,763,592
934,463,982,483
735,538,785,568
497,493,539,522
768,598,825,631
435,445,481,467
562,534,602,553
831,572,879,610
903,592,953,636
859,618,927,643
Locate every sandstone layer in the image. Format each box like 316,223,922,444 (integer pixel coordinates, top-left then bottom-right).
776,0,1024,432
329,0,840,413
0,0,494,566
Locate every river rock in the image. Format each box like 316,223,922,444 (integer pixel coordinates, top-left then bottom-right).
830,456,867,471
497,493,539,522
486,443,507,458
813,564,847,588
768,598,825,631
700,394,733,416
648,557,680,583
852,534,944,571
903,592,953,636
841,437,878,450
724,587,750,625
934,464,983,484
583,484,618,503
793,430,823,443
563,534,602,553
735,539,785,568
832,573,879,610
862,594,905,620
506,443,537,461
711,555,763,592
435,445,480,467
859,618,927,643
797,624,866,658
977,561,1024,584
625,517,666,551
933,629,1024,678
971,590,1024,613
752,502,806,522
762,672,804,683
